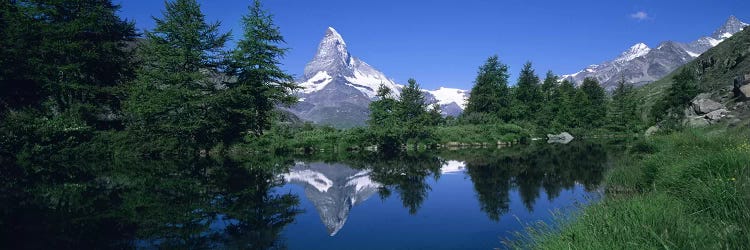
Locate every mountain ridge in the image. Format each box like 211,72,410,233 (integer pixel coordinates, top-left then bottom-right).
563,16,748,89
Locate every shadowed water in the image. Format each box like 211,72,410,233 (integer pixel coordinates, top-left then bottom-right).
0,141,617,249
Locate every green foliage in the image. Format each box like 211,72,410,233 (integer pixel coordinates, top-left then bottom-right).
224,0,299,139
464,55,512,121
578,77,608,128
636,27,750,123
433,124,528,144
516,128,750,249
124,0,230,148
0,0,136,128
651,68,699,130
607,77,642,132
366,79,434,151
513,61,543,121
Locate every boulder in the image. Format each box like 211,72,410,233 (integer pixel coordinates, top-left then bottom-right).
685,116,710,128
704,108,728,122
547,132,574,144
645,126,659,137
734,74,750,99
692,98,725,114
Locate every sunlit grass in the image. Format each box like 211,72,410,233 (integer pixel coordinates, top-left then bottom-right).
508,127,750,249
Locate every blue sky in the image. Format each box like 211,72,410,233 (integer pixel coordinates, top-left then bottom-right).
117,0,749,90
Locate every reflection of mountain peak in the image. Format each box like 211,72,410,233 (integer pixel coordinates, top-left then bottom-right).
282,162,381,236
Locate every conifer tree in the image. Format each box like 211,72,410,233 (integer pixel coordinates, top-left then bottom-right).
368,84,402,152
426,103,444,126
125,0,229,147
1,0,136,127
607,77,640,132
464,55,511,121
579,77,608,128
224,0,299,139
368,84,398,128
514,61,542,120
537,71,559,129
398,79,430,141
554,79,577,129
651,68,699,127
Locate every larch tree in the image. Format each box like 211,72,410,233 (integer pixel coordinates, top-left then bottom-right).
125,0,229,148
464,55,511,121
225,0,299,139
513,61,542,121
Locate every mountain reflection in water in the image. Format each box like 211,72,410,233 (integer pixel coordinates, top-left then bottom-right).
0,140,617,249
282,141,611,240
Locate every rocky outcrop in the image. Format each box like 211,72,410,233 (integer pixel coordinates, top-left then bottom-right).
692,97,724,114
734,73,750,99
683,95,728,127
645,126,660,137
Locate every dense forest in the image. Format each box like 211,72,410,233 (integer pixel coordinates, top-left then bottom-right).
1,0,748,249
0,0,662,161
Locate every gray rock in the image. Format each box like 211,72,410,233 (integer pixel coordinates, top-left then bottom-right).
686,116,710,127
704,108,728,121
645,126,660,137
547,132,574,144
692,98,725,114
734,74,750,99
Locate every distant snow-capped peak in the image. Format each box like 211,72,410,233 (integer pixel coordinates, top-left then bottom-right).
711,15,748,40
427,87,468,109
615,43,650,62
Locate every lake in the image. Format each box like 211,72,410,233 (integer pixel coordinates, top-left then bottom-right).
0,141,616,249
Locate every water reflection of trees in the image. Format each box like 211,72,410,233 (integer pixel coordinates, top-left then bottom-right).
0,153,300,249
442,141,609,221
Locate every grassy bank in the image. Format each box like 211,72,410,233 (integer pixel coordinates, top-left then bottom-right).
512,128,750,249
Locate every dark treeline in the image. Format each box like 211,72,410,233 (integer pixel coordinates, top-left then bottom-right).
462,56,642,134
0,0,297,161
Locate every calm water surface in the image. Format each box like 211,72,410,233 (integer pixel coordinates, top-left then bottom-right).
1,141,616,249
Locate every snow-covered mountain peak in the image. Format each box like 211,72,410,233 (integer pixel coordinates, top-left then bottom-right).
290,27,469,126
303,27,352,80
427,87,469,109
325,27,346,46
712,15,749,40
299,27,402,98
615,42,650,62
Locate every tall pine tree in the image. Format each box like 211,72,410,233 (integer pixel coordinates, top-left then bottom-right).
1,0,136,127
224,0,299,139
464,55,511,121
607,77,640,132
578,77,608,129
513,61,542,121
125,0,229,148
398,78,430,142
536,71,559,130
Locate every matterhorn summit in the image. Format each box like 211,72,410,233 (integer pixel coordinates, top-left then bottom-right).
299,27,401,99
290,27,468,127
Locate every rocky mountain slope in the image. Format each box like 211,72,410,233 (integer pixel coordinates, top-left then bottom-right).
636,24,750,127
290,27,468,128
563,16,748,90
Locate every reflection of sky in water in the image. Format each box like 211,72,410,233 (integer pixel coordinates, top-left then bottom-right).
279,160,597,250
